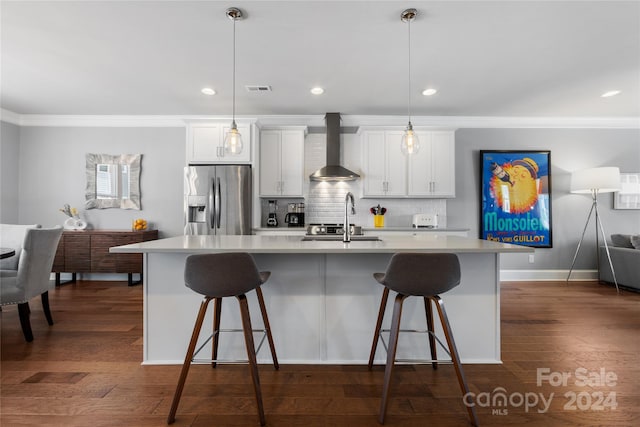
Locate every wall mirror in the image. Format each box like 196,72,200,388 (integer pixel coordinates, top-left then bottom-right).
85,153,141,209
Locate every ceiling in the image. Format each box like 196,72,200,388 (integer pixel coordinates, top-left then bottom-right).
2,0,639,118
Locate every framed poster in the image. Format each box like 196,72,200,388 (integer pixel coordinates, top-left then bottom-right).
480,150,552,248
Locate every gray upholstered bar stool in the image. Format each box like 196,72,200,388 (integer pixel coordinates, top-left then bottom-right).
167,252,279,426
368,253,479,426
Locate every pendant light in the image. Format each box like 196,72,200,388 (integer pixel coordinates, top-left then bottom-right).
400,8,419,155
223,7,244,156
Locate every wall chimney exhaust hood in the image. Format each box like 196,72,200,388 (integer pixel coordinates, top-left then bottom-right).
309,113,360,182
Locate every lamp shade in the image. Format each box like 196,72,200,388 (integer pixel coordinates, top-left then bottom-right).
570,167,621,194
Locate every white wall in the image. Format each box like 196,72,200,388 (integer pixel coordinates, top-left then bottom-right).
451,128,640,270
1,121,20,223
16,126,186,237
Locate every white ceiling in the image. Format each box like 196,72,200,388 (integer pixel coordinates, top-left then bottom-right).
2,0,639,118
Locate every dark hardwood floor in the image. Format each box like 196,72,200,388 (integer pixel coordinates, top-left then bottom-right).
1,280,638,426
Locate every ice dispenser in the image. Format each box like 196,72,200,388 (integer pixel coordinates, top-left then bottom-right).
187,196,206,223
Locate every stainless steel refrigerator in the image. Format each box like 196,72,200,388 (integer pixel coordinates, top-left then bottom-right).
184,165,252,235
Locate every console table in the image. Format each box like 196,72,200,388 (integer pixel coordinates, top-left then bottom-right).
52,229,158,286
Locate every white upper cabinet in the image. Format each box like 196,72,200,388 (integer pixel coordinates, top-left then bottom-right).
362,130,406,197
186,121,252,164
361,128,455,198
259,127,306,197
408,131,455,197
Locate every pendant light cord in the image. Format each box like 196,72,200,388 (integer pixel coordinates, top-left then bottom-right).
232,17,236,123
407,17,412,124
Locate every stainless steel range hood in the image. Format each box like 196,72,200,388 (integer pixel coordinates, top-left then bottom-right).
309,113,360,182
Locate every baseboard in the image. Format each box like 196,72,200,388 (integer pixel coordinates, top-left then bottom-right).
51,270,599,282
500,269,598,281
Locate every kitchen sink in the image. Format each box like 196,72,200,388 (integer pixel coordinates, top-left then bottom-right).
301,235,381,242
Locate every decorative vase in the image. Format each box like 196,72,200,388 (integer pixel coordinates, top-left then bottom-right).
64,217,88,230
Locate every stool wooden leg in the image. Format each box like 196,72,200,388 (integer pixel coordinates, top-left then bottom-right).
255,286,279,370
379,293,407,424
368,287,390,369
238,294,266,426
424,297,437,370
167,297,212,424
432,296,479,427
211,297,222,368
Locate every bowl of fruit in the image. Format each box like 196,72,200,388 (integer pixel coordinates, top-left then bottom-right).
132,218,148,231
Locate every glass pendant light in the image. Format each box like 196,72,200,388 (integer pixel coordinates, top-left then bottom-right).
224,7,244,156
400,8,419,155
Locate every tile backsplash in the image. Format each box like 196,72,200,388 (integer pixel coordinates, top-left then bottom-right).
305,181,447,227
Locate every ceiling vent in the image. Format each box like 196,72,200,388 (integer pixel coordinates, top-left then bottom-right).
245,85,272,92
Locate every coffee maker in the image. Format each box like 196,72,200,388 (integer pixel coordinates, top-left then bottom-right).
284,203,305,227
266,200,278,227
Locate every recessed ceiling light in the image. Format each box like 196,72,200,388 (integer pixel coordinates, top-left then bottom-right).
201,87,216,95
310,87,324,95
601,90,621,98
422,88,437,96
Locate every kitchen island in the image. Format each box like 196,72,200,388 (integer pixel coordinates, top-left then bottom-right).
111,234,531,365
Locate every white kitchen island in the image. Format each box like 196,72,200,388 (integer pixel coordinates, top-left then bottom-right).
111,234,532,365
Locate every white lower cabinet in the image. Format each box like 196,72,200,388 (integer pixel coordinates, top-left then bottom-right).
186,121,252,164
259,127,306,197
361,128,455,198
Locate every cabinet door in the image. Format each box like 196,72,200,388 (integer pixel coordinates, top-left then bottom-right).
187,123,251,164
383,131,407,197
429,131,455,197
187,123,222,163
259,130,282,196
91,234,117,273
52,236,65,272
115,233,143,273
279,130,304,196
64,233,90,272
362,131,387,196
408,131,455,198
408,131,432,196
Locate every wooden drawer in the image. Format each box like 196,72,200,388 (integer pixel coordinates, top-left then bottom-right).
53,229,158,278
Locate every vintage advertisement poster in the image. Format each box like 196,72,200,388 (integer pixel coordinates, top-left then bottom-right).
480,150,552,248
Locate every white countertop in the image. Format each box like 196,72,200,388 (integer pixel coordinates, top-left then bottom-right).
110,234,532,254
253,227,470,233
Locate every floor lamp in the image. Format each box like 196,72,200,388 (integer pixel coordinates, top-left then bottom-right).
567,167,621,292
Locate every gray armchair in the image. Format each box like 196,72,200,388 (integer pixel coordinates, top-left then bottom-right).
1,226,63,341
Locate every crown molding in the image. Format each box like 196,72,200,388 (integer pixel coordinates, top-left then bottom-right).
0,109,20,125
1,110,639,129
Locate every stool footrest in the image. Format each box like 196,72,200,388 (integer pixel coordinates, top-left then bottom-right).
378,328,452,360
192,328,269,362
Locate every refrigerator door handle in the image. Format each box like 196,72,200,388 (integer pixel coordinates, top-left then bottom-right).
215,177,222,229
209,178,215,229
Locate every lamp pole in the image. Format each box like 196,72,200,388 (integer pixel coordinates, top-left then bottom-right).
566,188,619,292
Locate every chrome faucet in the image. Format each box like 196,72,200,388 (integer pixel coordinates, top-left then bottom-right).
343,191,356,243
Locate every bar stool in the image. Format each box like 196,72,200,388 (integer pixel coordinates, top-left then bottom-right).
368,253,479,426
167,253,279,426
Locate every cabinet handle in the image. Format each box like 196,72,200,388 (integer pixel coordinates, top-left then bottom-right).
280,181,284,194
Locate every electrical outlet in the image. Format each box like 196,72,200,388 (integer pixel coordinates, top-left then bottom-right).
528,254,535,263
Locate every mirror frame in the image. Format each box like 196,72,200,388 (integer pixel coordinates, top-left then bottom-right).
85,153,142,209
